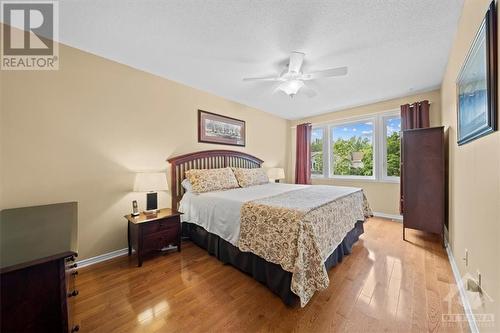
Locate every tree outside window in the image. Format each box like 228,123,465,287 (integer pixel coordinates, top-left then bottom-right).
311,128,324,175
331,122,374,176
385,117,401,177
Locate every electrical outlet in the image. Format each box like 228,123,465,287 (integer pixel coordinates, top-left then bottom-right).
462,248,469,267
466,278,480,292
466,270,483,293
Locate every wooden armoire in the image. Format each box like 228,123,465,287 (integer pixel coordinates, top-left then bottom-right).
401,126,446,244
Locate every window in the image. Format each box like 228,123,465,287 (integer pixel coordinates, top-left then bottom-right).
310,111,401,182
331,121,374,177
311,127,324,175
383,116,401,178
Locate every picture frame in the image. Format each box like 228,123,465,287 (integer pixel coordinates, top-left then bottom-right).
456,1,497,145
198,110,246,146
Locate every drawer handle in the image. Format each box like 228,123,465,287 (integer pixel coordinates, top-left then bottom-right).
68,290,79,298
66,256,76,262
71,325,80,332
68,263,78,269
72,271,79,277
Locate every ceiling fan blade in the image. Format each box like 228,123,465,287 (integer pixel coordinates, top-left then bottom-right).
242,76,280,82
302,66,348,80
288,52,305,74
301,84,317,98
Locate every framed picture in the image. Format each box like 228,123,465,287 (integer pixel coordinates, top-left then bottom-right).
456,1,497,145
198,110,246,146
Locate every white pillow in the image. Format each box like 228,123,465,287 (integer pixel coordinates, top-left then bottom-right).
181,178,193,192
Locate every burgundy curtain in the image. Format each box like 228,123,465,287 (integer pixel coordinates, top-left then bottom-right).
400,100,430,214
401,100,430,131
295,123,312,185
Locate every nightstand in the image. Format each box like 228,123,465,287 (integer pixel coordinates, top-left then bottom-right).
125,208,181,267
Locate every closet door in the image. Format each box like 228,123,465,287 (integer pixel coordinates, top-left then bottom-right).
402,127,444,235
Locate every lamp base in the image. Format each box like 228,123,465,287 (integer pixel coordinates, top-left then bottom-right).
146,192,158,211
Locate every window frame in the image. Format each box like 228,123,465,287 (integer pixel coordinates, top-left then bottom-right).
329,118,377,180
379,112,401,183
311,124,330,179
310,126,327,177
311,109,401,183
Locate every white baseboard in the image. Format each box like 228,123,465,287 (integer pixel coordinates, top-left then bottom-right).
77,248,129,268
372,211,403,221
445,239,479,333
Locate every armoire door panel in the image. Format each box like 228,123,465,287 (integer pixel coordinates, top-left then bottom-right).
402,127,445,239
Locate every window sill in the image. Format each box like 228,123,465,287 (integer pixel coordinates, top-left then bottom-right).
311,175,400,184
379,177,400,184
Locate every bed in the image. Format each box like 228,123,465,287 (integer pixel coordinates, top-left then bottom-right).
167,150,372,307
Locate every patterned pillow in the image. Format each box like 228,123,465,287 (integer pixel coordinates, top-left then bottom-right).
184,167,239,193
232,168,269,187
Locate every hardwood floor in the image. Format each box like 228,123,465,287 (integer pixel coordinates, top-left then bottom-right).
75,217,469,332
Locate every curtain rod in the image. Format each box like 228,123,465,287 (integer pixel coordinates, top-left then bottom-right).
290,102,432,128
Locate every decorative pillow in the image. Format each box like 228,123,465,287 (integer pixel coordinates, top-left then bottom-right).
181,178,193,192
232,167,269,188
184,167,239,193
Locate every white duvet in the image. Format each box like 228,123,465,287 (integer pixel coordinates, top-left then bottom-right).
178,182,361,246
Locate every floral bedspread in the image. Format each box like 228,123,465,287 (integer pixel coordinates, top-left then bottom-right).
237,186,372,307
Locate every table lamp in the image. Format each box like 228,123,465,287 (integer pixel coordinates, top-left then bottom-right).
267,168,285,183
134,172,168,213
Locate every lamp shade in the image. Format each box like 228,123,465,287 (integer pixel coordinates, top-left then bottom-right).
133,172,168,192
267,168,285,180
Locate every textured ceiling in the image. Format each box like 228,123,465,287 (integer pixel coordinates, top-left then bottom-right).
55,0,464,119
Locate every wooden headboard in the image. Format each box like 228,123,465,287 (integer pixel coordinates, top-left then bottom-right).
167,150,263,211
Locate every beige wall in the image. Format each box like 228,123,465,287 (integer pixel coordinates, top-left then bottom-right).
0,43,289,260
441,0,500,329
289,90,441,216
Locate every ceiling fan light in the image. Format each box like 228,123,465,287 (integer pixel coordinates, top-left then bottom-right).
278,80,304,96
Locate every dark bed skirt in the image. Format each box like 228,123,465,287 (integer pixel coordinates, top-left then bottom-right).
182,220,364,306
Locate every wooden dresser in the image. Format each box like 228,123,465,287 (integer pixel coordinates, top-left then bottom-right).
0,202,79,333
402,127,446,244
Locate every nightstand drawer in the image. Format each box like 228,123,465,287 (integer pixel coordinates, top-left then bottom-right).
143,229,178,251
125,208,182,267
142,218,179,235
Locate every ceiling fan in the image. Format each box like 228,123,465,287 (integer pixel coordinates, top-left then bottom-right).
243,51,348,98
